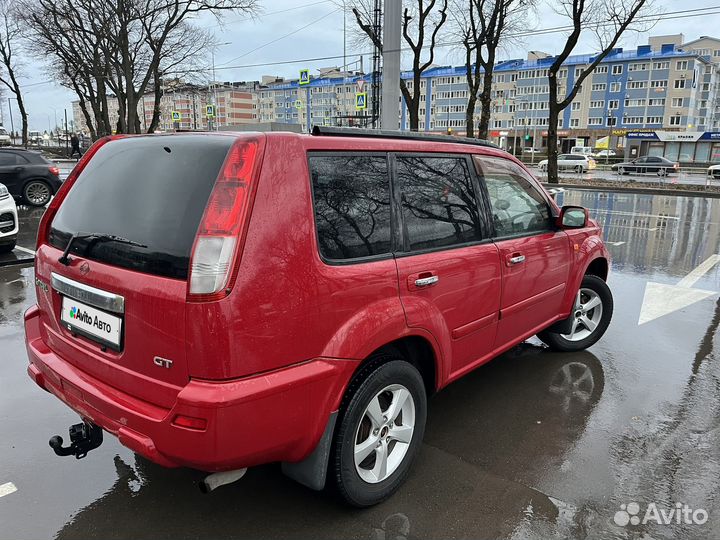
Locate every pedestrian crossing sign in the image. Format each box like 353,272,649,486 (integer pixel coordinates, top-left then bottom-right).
299,69,310,85
295,99,303,109
206,105,216,118
171,111,181,121
356,92,367,110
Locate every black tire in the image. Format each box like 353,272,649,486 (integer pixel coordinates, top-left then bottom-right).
332,358,427,507
0,241,15,253
575,165,583,173
618,166,625,175
540,165,547,173
22,180,52,207
657,168,667,177
537,274,613,352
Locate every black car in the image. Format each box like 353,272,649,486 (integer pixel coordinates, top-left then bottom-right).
0,148,62,206
612,155,679,176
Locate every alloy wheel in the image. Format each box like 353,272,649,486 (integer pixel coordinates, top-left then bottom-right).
561,288,603,342
354,384,415,484
25,181,51,206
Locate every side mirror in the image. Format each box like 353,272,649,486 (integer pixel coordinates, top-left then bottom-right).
557,205,588,229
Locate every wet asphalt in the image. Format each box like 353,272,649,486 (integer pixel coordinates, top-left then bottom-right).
2,189,720,539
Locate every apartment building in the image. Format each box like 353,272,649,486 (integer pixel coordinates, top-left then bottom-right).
72,80,260,134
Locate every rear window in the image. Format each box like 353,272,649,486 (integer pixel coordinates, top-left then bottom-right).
49,135,234,279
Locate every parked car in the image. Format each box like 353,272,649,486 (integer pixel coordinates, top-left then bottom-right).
707,164,720,180
0,126,11,146
570,146,594,156
25,129,613,507
612,155,679,176
29,131,43,145
523,147,542,154
538,154,597,173
0,183,18,253
0,148,61,206
594,150,617,158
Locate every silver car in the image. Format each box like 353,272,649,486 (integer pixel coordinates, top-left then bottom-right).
538,154,596,173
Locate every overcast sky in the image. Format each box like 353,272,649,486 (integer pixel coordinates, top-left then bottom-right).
4,0,720,131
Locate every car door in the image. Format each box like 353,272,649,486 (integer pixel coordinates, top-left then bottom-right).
0,151,20,193
646,156,662,173
473,155,572,349
634,156,648,174
393,153,502,377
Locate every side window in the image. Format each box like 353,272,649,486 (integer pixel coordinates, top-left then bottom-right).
309,155,392,261
474,156,553,237
395,155,484,251
0,153,17,166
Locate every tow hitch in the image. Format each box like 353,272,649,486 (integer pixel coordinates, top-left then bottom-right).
49,422,103,459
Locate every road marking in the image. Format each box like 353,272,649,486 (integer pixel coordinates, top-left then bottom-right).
608,241,626,246
639,255,720,325
0,482,17,498
13,246,35,256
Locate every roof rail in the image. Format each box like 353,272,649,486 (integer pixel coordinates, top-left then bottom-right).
310,125,499,149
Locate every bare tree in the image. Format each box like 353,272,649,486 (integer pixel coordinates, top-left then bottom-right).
454,0,531,138
350,0,448,131
0,0,28,146
546,0,654,183
21,0,257,138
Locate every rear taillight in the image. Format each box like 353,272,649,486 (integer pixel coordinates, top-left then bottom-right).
36,136,116,250
48,166,60,176
188,137,263,301
674,162,679,169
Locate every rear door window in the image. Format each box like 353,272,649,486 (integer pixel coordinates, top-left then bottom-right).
309,154,392,261
395,155,484,251
49,135,234,279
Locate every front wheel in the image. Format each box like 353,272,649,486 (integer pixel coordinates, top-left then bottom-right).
537,275,613,352
617,166,625,175
575,165,583,173
333,359,427,507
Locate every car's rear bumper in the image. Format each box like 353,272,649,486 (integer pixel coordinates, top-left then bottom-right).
25,304,357,471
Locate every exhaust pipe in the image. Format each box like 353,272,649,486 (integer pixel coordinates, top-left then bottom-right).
199,468,247,493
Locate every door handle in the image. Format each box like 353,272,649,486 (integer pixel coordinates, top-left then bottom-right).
508,254,526,265
415,275,439,287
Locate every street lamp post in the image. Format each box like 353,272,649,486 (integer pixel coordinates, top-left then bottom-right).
606,109,613,166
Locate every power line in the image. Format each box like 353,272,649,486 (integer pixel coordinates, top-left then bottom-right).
208,5,720,73
219,8,342,66
15,5,720,88
222,0,335,26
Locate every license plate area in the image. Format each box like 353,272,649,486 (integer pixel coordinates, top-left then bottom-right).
60,296,124,351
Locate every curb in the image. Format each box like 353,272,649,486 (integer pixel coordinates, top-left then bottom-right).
541,182,720,199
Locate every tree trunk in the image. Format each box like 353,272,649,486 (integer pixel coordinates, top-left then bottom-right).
547,73,560,184
17,96,28,148
148,70,162,133
477,86,492,140
465,93,477,138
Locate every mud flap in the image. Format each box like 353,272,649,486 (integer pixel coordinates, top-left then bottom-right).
281,411,337,491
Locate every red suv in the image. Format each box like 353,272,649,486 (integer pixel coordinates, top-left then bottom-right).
25,128,612,506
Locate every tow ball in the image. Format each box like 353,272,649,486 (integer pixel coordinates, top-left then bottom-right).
49,422,103,459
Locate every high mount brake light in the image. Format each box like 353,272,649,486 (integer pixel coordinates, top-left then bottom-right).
35,136,119,250
187,137,262,301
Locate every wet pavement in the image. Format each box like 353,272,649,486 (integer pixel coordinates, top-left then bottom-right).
2,189,720,539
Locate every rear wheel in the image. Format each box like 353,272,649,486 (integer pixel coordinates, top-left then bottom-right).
657,168,668,177
23,180,52,207
540,165,547,172
538,275,613,352
575,165,583,173
332,358,427,507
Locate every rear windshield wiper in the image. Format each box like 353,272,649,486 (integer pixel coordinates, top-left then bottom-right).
59,232,147,266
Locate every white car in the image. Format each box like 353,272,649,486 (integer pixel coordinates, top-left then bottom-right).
0,127,11,147
595,150,617,158
707,164,720,180
538,154,597,173
0,183,19,253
